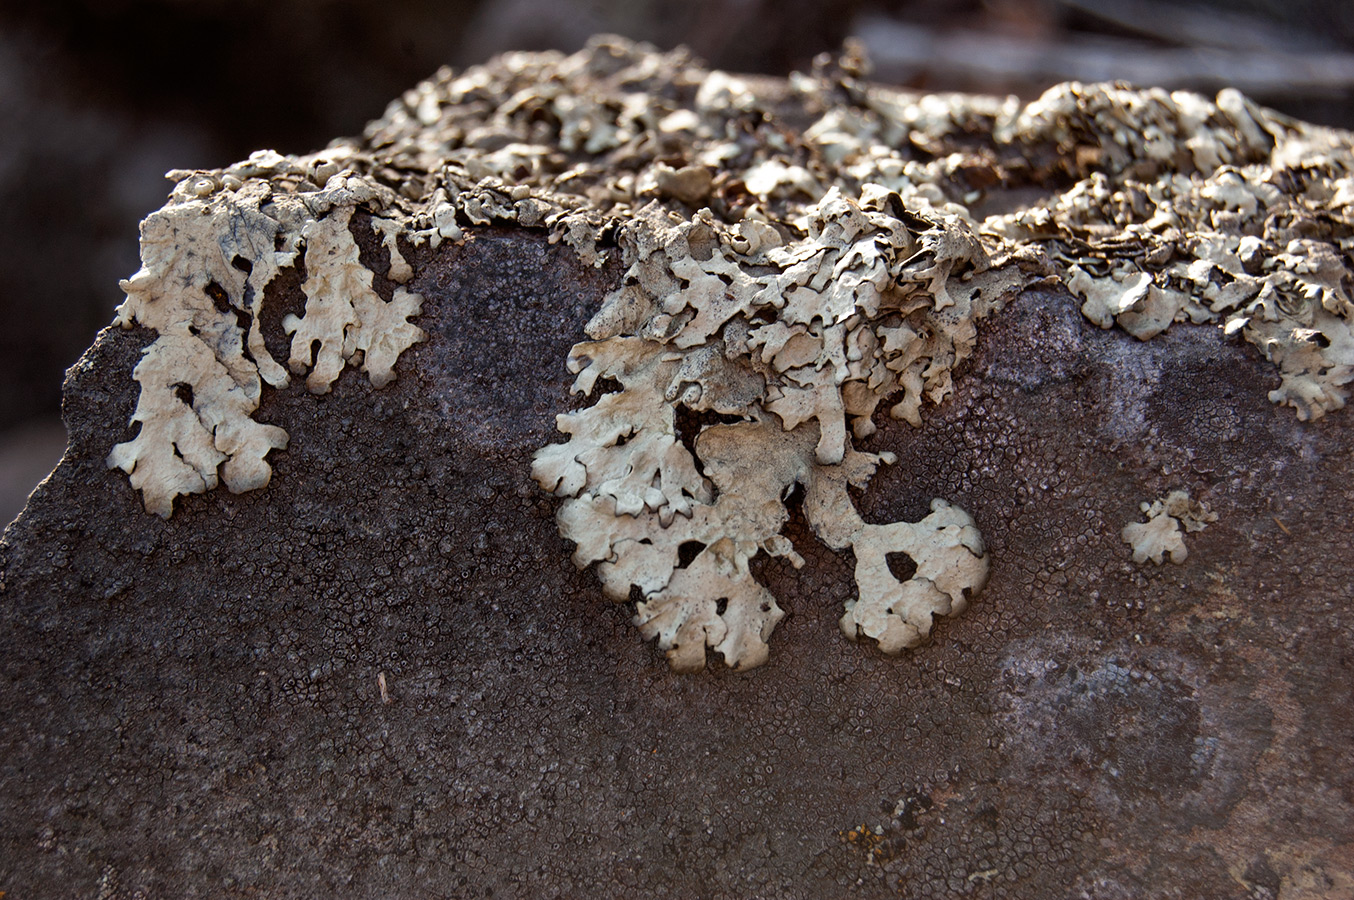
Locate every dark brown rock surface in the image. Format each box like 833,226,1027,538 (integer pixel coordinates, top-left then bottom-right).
2,227,1352,899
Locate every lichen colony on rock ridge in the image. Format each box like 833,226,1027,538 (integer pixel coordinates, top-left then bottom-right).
106,37,1354,669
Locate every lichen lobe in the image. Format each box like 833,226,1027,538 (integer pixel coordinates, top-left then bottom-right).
108,165,425,517
1122,490,1216,565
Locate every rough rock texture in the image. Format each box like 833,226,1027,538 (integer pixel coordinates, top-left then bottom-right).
2,220,1352,898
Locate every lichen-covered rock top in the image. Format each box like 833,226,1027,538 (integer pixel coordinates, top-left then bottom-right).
4,35,1354,895
102,35,1354,671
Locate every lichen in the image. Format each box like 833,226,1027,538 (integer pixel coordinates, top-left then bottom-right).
1122,490,1216,565
531,187,1001,669
283,205,425,393
109,158,424,516
108,36,1354,668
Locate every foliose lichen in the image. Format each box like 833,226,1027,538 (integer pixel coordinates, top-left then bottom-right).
108,159,426,517
108,37,1354,669
1122,490,1217,565
530,186,1003,669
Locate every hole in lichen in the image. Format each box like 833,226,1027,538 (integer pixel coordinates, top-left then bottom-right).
715,597,728,616
231,255,253,274
676,540,705,569
673,406,745,456
886,552,917,583
592,376,623,395
237,317,257,365
204,281,232,315
172,383,194,407
256,258,307,367
749,481,813,589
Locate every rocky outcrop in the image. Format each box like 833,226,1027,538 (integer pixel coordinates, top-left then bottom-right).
2,40,1352,899
1,229,1350,898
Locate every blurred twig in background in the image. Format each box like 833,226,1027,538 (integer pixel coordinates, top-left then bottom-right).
858,1,1354,101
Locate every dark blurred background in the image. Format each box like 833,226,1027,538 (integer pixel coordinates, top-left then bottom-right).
2,0,1353,519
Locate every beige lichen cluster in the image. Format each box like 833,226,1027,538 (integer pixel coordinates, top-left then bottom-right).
109,37,1354,668
531,187,1000,670
1122,491,1217,565
986,83,1354,422
109,153,426,517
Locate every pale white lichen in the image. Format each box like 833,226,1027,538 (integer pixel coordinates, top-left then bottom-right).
1122,490,1217,565
283,205,425,393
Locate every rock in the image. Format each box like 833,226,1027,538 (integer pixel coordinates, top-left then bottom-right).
3,235,1351,899
2,40,1353,899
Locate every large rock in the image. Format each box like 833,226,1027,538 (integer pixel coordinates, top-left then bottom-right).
2,40,1353,899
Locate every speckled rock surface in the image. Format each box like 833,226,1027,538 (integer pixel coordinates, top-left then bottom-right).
2,223,1352,899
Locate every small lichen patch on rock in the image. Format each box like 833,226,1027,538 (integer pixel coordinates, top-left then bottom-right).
834,495,989,654
1122,490,1216,565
